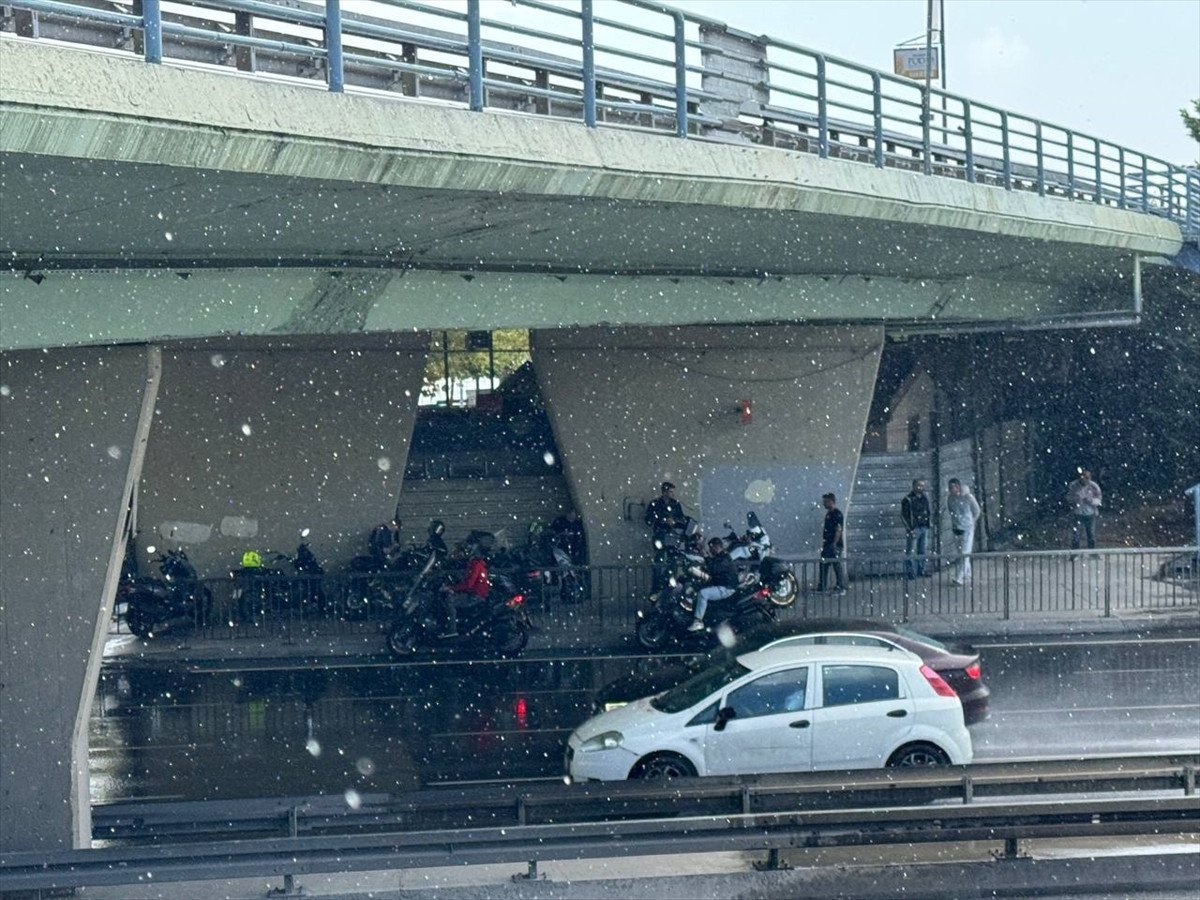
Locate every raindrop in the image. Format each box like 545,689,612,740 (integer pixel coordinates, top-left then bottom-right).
107,446,122,460
300,527,311,538
241,423,253,436
543,451,556,466
355,757,376,776
344,789,362,810
306,739,321,757
210,353,226,368
0,385,9,397
146,545,157,554
164,232,174,242
377,456,392,472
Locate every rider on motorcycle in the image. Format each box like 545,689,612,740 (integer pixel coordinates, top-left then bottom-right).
688,536,740,631
438,534,491,638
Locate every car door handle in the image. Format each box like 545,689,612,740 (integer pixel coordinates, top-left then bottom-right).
887,709,908,718
789,719,810,729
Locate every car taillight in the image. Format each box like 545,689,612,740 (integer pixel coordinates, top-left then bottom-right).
755,587,770,598
964,663,981,680
506,594,525,607
920,664,957,697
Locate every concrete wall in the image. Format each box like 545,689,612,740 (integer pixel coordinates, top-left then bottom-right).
0,345,158,851
533,325,884,566
136,337,427,578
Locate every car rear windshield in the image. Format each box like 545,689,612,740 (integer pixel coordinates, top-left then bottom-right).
651,658,750,714
892,624,948,651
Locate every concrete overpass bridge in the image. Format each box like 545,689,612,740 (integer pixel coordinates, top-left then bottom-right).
0,0,1192,854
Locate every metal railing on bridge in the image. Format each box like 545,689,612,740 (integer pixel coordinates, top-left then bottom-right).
110,546,1199,644
5,0,1197,240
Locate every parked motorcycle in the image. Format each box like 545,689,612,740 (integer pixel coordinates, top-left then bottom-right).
651,516,703,593
634,568,776,650
385,571,530,658
724,512,798,607
520,531,586,606
122,548,212,638
229,549,291,624
345,520,447,619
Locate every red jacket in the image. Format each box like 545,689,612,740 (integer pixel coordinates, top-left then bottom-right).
449,557,491,598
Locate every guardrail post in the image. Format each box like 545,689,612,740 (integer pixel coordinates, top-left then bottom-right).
672,13,688,138
324,0,344,92
581,0,596,127
1094,138,1103,204
1002,554,1011,620
282,805,299,894
1103,552,1112,617
142,0,162,63
1035,121,1045,196
1141,154,1150,212
1066,131,1075,196
816,55,828,158
1000,112,1012,189
1118,146,1127,208
467,0,484,112
872,72,883,168
921,84,932,176
963,101,975,183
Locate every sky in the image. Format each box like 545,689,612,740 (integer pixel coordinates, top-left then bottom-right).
667,0,1200,164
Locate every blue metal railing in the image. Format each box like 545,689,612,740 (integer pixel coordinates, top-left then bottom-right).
4,0,1197,240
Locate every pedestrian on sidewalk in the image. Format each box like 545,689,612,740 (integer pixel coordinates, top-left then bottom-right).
817,492,847,594
901,478,932,579
946,479,980,586
1067,467,1102,551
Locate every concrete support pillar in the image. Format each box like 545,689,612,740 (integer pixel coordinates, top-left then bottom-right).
0,345,160,851
532,325,884,566
699,24,768,132
136,336,428,577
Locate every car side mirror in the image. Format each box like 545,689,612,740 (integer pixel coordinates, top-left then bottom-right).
714,706,737,731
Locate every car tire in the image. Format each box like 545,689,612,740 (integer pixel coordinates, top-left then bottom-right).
887,742,950,768
630,752,696,780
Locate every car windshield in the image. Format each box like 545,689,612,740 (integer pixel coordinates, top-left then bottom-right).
651,657,750,714
892,624,948,651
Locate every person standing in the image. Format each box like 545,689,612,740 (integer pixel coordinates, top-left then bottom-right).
900,478,932,579
946,479,981,586
817,493,847,594
644,481,684,536
1067,467,1102,551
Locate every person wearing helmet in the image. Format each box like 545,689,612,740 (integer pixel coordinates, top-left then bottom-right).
369,516,404,568
438,535,491,638
688,536,739,631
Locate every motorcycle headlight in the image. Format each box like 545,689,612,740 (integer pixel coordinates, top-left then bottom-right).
580,731,624,752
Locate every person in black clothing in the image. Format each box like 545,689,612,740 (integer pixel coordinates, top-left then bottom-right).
644,481,685,535
689,536,740,631
369,516,404,568
550,509,587,565
900,478,932,579
817,493,846,593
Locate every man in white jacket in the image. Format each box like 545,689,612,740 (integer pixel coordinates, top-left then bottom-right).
946,478,981,586
1067,467,1102,551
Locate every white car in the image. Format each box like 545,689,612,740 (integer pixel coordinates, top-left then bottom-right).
566,644,972,782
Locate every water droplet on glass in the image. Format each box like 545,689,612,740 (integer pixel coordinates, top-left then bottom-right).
377,456,392,472
344,789,362,810
0,385,10,397
543,451,556,466
164,231,174,242
306,739,321,757
241,423,252,436
355,757,376,776
107,446,122,460
210,353,226,368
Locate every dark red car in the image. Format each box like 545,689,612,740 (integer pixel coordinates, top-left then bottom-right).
604,617,990,724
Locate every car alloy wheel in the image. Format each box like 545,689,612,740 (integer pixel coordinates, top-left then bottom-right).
632,753,696,780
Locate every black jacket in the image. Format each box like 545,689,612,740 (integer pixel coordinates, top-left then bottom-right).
705,552,740,590
901,491,932,530
645,496,684,532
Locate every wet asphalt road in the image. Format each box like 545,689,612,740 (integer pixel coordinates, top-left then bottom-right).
89,635,1200,803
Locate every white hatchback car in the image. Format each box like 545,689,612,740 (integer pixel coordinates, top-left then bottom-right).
567,644,972,781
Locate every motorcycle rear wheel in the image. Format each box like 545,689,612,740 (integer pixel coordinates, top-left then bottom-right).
635,615,672,650
126,608,154,638
386,624,420,658
769,571,799,607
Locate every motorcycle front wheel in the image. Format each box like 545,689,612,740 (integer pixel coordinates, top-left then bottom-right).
635,614,672,650
769,571,799,607
126,607,154,638
386,623,421,658
490,619,529,657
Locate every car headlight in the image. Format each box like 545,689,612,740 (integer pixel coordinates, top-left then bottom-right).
579,731,624,752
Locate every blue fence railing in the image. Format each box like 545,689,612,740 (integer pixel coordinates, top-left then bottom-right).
4,0,1198,239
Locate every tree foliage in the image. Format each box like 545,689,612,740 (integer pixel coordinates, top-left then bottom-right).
1183,98,1200,163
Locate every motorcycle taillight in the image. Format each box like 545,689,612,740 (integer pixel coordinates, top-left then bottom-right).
755,587,770,598
507,594,525,607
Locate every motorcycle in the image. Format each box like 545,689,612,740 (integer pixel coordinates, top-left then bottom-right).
651,516,703,593
520,531,586,606
385,570,530,658
634,567,776,651
229,549,290,624
724,512,798,608
345,520,447,619
122,548,212,638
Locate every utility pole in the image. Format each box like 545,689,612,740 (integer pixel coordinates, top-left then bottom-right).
922,0,934,174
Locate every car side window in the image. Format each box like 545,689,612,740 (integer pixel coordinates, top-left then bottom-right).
725,668,808,718
686,701,719,727
821,665,900,707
